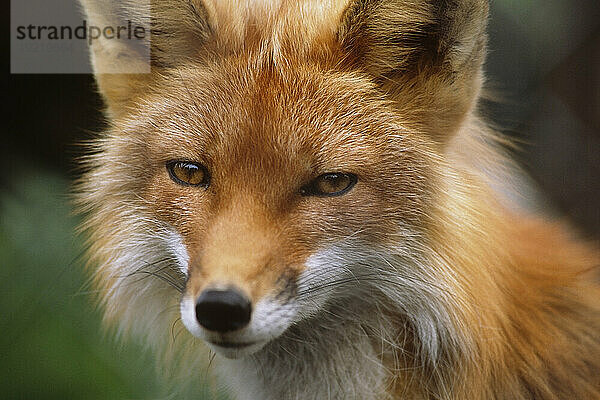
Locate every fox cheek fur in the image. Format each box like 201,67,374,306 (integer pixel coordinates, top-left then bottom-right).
77,0,600,399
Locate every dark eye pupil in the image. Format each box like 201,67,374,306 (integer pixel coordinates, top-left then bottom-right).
181,164,197,179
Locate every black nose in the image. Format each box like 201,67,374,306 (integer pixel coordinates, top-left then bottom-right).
195,289,252,332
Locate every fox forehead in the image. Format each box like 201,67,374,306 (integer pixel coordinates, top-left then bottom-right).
130,62,425,189
134,62,405,170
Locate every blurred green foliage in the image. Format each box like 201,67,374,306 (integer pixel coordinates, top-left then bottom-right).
0,169,224,399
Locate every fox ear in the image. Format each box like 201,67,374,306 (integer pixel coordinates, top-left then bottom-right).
79,0,211,116
338,0,489,143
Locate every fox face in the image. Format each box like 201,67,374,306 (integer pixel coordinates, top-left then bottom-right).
79,0,490,369
102,61,438,358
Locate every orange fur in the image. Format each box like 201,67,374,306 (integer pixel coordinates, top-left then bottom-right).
77,1,599,398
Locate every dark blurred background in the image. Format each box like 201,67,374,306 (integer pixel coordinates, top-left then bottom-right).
2,1,599,399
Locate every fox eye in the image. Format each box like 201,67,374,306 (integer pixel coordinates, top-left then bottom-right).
166,161,210,187
301,173,357,197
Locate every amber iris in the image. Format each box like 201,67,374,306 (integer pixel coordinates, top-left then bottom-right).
166,161,209,187
302,173,357,197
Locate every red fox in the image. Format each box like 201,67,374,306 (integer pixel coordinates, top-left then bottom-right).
76,0,599,398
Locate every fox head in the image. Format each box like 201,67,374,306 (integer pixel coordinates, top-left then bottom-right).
78,0,489,361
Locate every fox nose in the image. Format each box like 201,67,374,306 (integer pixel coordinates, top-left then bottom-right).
195,289,252,332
